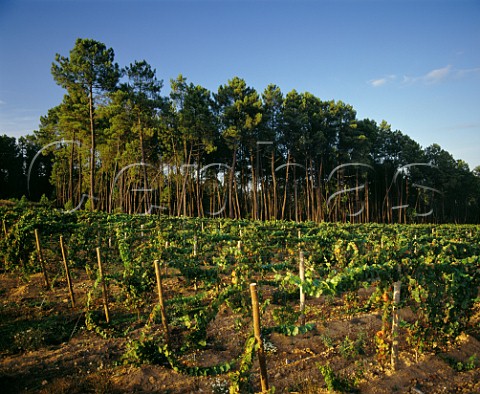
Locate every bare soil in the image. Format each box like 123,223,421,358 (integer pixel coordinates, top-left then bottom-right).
1,271,479,393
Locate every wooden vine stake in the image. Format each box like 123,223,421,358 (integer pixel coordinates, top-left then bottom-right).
1,221,6,267
250,283,269,392
391,281,401,370
163,242,170,276
60,236,75,307
96,247,110,324
299,250,306,326
154,260,170,345
34,229,50,289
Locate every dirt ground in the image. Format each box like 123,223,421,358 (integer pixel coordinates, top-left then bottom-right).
1,271,479,394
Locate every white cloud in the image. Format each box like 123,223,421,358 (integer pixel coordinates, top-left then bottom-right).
402,64,480,86
370,78,387,87
402,65,452,85
0,100,6,105
424,65,452,84
455,67,480,78
368,75,396,87
368,64,480,90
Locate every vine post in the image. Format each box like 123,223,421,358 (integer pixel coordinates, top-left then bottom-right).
299,250,306,326
34,229,50,289
391,280,401,370
250,283,269,392
154,260,170,345
60,236,75,307
96,247,110,323
1,221,6,267
193,235,198,257
163,242,170,276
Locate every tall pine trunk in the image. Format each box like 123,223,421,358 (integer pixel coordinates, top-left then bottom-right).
138,120,151,214
89,88,95,211
228,148,237,219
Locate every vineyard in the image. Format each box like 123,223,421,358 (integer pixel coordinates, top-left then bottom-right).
1,203,480,393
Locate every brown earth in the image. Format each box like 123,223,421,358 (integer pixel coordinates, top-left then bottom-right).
1,271,479,394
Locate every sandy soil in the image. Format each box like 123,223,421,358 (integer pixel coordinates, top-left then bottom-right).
1,271,479,393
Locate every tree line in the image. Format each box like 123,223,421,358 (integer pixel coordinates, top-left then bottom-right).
1,38,479,223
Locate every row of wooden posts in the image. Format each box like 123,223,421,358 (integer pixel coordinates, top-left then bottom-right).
32,227,401,390
34,229,105,317
32,228,270,389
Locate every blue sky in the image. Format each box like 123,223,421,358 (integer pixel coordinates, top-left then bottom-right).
0,0,479,169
